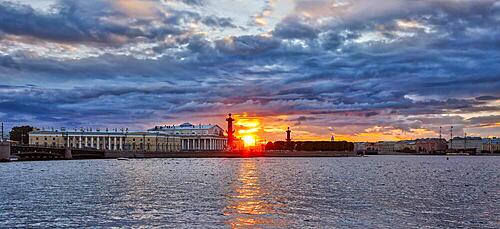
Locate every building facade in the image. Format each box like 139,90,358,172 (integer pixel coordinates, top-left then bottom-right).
354,142,378,153
394,140,417,152
149,123,227,151
482,138,500,153
415,138,447,153
375,141,397,153
448,137,482,153
29,130,182,152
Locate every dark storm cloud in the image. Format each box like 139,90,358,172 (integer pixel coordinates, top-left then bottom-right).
215,35,280,55
467,115,500,126
0,0,235,45
273,18,319,39
476,95,500,101
0,1,176,44
180,0,206,6
0,0,499,137
202,16,237,28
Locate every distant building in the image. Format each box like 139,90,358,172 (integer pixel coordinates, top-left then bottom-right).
481,137,500,153
29,130,182,152
354,142,379,154
375,141,397,153
28,122,228,152
416,138,447,153
354,142,376,152
449,137,482,153
148,122,227,151
394,140,417,152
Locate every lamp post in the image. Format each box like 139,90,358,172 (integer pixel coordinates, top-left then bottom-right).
155,132,159,152
81,129,84,149
106,129,110,151
464,131,467,153
124,130,128,151
450,126,453,150
64,131,68,148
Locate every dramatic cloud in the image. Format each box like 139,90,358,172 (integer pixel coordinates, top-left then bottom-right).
0,0,499,141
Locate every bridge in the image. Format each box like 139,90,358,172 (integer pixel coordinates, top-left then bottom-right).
1,143,106,161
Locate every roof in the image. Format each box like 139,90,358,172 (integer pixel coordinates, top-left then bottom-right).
29,130,167,136
452,137,482,140
483,138,500,144
148,123,221,131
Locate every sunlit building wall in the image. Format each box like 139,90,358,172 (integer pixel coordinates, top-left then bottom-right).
29,130,182,152
149,123,227,151
415,138,447,153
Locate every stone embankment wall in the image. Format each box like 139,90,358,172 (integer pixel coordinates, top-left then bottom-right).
0,142,11,162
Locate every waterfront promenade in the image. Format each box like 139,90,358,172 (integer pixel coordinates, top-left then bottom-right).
104,150,357,159
0,142,356,161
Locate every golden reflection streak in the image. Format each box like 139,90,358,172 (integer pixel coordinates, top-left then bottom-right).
223,159,285,228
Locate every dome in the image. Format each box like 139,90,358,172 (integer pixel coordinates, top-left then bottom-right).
179,122,194,127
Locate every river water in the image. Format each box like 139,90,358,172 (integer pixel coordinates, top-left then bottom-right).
0,156,498,228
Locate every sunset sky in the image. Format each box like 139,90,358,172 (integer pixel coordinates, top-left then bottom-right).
0,0,499,142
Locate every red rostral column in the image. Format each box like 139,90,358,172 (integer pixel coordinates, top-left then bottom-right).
226,113,235,150
286,127,292,150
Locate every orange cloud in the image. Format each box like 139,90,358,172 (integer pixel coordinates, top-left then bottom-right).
112,0,158,18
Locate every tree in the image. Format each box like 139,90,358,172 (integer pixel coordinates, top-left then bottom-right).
9,126,34,144
270,140,354,151
265,142,274,150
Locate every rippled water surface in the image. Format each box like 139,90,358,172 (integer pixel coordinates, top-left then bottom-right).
1,156,499,228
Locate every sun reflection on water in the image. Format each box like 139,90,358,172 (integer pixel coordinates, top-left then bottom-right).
224,159,285,228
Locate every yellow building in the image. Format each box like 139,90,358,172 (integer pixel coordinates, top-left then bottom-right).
29,122,229,152
29,130,181,152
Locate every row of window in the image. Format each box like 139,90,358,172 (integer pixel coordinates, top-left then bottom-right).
34,142,180,149
33,137,179,142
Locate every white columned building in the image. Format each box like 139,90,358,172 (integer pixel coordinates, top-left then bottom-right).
148,123,227,152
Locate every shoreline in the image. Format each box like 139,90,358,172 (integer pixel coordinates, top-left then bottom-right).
95,150,358,159
5,150,358,161
4,149,500,162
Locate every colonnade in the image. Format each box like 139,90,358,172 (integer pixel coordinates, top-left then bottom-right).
68,135,124,150
33,134,224,152
181,138,226,151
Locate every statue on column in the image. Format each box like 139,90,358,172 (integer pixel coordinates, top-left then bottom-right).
286,127,292,151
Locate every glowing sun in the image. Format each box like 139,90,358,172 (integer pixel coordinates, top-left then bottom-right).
241,135,256,147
